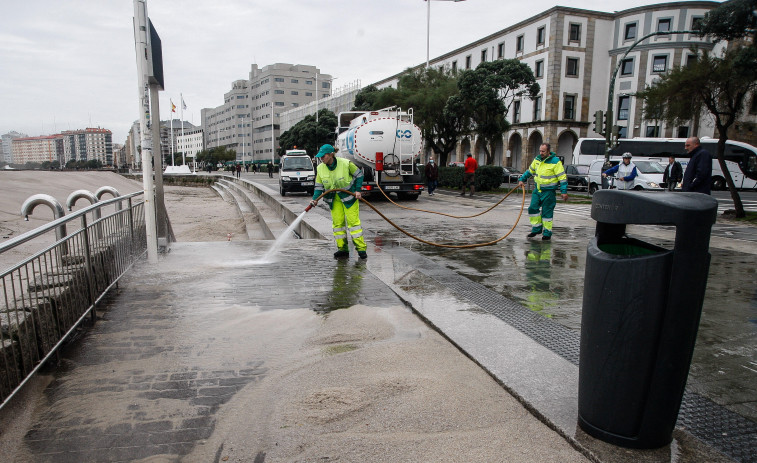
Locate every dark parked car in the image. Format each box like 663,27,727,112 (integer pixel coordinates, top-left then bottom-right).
564,164,589,191
502,166,522,183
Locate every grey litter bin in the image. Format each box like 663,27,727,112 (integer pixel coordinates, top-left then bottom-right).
578,190,718,449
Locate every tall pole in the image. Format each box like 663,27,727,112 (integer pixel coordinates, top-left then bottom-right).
426,0,431,68
180,93,186,166
271,104,275,165
241,115,245,168
169,108,174,166
133,0,157,263
315,73,319,123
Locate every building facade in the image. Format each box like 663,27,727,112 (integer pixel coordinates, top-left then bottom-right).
201,63,333,162
373,1,724,169
61,128,114,166
2,131,28,164
176,127,204,161
11,135,64,165
279,80,362,133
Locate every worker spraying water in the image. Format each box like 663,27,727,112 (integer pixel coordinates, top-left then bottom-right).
309,144,367,260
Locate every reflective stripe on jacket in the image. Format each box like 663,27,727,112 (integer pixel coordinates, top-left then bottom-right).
519,153,568,194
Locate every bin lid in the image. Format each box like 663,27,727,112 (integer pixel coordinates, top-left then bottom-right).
591,191,717,228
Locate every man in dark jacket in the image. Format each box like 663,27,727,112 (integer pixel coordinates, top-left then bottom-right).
663,155,683,191
682,137,712,194
424,157,439,196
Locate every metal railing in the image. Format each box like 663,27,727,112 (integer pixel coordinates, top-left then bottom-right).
0,191,147,409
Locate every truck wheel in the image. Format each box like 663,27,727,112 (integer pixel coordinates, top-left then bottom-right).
712,176,726,191
589,183,598,196
280,185,286,196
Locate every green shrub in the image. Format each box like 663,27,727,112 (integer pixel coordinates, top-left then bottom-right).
438,165,503,191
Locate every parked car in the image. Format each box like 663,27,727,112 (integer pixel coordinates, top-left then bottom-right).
564,164,589,191
587,159,665,195
448,161,465,167
502,166,522,184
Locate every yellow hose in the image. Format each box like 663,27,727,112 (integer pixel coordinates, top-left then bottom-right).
311,184,527,249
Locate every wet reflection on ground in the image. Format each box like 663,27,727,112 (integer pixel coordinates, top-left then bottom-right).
376,222,757,421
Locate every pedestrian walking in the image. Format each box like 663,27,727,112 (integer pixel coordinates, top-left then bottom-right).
602,153,637,190
682,137,712,194
244,163,249,173
518,143,568,241
267,162,274,178
460,153,478,196
235,163,241,178
663,155,683,191
309,144,368,260
425,157,439,196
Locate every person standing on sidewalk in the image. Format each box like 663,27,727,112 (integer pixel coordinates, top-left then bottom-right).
663,155,683,191
310,144,368,260
682,137,712,194
461,153,478,196
518,143,568,241
425,157,439,196
235,163,241,178
267,162,274,178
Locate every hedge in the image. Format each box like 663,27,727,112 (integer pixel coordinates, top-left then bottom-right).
435,165,504,191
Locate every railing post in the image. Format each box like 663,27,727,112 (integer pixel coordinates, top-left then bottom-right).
80,215,97,325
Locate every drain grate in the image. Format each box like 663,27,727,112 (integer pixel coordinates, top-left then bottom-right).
387,245,757,463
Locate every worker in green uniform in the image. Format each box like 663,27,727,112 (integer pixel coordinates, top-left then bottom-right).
517,143,568,241
310,144,368,260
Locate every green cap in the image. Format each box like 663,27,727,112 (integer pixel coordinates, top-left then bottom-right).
316,144,335,158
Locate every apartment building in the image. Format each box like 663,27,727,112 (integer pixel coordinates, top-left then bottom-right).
201,63,333,162
11,135,64,165
176,127,204,161
373,1,722,170
61,128,114,165
2,131,28,163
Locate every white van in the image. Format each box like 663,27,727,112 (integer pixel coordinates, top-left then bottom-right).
588,158,665,195
279,149,316,196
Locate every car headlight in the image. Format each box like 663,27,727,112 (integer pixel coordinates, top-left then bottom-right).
281,176,290,181
307,175,315,181
647,182,659,188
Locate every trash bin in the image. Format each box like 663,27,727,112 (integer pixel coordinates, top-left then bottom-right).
578,190,718,449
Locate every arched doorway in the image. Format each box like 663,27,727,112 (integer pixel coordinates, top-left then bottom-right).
493,137,504,166
557,130,578,164
459,138,472,163
508,133,523,170
474,137,486,165
527,131,543,164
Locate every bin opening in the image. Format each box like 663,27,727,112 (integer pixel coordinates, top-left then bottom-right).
597,238,667,256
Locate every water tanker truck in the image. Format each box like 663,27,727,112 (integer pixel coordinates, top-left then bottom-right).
334,107,425,200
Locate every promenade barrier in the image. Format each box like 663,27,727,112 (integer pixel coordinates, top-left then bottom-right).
0,192,147,409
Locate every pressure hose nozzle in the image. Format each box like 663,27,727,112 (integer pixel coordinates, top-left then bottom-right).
305,203,314,212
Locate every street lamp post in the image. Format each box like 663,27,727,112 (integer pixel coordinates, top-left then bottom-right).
425,0,466,68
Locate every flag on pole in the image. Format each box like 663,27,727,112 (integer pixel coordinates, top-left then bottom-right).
181,97,187,110
171,100,176,113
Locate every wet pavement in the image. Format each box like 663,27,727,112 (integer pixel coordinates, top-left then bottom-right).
2,174,756,462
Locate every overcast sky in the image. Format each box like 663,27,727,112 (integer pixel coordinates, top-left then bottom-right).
0,0,719,144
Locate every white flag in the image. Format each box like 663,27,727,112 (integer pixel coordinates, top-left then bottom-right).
181,97,187,110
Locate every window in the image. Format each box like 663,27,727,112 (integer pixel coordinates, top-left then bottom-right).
563,95,576,120
322,93,329,98
657,18,671,32
497,42,505,59
452,61,458,72
291,91,298,95
274,77,284,82
481,48,487,62
516,35,524,53
618,96,631,120
513,100,521,123
569,23,581,43
652,55,668,73
617,127,628,138
465,55,472,69
275,102,284,106
537,26,546,46
275,89,284,94
306,92,313,96
306,80,313,85
677,126,690,138
535,60,544,78
322,82,330,88
566,57,579,77
291,79,299,83
750,92,757,114
691,16,703,32
621,58,634,76
686,53,697,68
533,96,542,121
645,125,660,137
624,22,637,40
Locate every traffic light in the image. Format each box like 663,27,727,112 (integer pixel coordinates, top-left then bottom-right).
593,110,604,136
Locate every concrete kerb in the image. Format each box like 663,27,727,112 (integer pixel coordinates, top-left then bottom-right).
216,179,277,240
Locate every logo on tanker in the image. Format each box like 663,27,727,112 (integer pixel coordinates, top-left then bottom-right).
347,128,356,155
396,129,412,139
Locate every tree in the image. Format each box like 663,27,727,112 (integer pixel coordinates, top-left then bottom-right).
277,109,338,156
457,60,539,164
637,1,757,218
195,146,237,167
698,0,757,44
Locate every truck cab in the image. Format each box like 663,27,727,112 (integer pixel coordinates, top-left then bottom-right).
279,150,315,196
